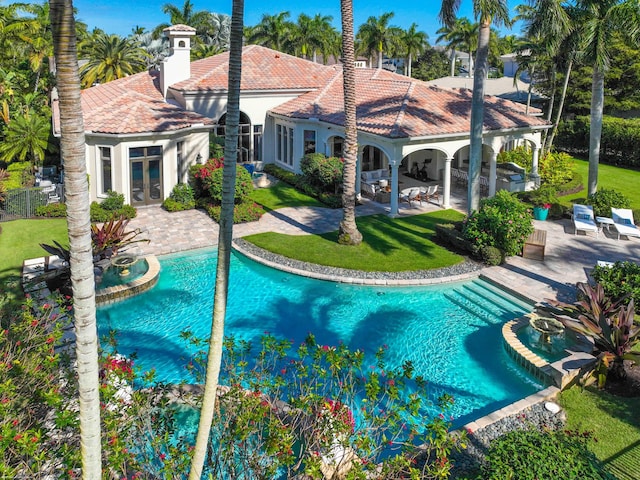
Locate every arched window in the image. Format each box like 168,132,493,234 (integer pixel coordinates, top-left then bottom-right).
216,112,251,162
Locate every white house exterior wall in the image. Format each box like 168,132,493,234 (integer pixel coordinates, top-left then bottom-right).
85,129,210,204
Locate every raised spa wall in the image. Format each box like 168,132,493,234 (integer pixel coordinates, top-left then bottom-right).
502,314,597,389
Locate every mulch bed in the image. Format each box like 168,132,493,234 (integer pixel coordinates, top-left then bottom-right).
604,360,640,397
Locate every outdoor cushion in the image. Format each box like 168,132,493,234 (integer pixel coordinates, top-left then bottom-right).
577,213,591,220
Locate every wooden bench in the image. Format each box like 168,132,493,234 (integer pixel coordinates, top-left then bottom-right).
523,229,547,261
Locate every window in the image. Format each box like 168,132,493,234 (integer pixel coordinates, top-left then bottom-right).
176,141,184,183
99,146,112,195
332,137,344,158
253,125,263,162
304,130,316,155
276,124,294,167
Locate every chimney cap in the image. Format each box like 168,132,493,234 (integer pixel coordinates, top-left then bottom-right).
163,24,197,36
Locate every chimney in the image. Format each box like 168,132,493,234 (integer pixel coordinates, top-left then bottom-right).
160,24,196,99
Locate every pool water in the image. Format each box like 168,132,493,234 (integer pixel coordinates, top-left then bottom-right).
97,248,542,427
99,258,149,289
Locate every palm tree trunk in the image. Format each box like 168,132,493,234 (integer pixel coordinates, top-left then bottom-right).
49,1,102,478
468,50,473,77
449,49,456,76
188,0,244,478
467,19,490,213
338,0,362,246
545,60,572,156
407,52,412,78
588,66,605,196
525,65,534,115
377,48,383,69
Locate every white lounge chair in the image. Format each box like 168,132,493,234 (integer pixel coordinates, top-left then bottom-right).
572,204,599,236
611,208,640,240
399,187,421,207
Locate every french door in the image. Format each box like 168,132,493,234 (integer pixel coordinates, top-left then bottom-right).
130,146,163,206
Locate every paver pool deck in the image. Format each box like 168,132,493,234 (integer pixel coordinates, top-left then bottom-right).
126,195,640,304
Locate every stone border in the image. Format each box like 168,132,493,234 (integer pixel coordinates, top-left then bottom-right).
95,255,160,305
232,238,484,285
502,315,596,389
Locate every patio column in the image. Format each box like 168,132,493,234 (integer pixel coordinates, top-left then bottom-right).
389,161,400,217
443,156,453,209
530,145,540,187
489,151,498,197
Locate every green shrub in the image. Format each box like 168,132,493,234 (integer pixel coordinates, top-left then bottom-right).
162,184,196,212
263,163,298,186
592,261,640,314
192,158,253,204
6,161,32,189
100,190,125,211
527,185,558,208
299,153,343,193
556,171,583,197
540,151,576,187
435,223,477,255
585,188,631,217
90,202,136,223
480,246,503,266
35,203,67,217
482,428,615,480
205,201,265,223
548,202,567,219
463,190,533,257
497,146,532,172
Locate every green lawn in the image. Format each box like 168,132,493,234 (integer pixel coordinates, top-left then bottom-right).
0,218,68,308
559,385,640,480
243,209,465,272
250,182,324,211
562,158,640,209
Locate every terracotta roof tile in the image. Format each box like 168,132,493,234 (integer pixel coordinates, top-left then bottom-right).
271,69,550,138
80,70,213,135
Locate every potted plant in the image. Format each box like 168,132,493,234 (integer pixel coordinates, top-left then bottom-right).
529,185,557,221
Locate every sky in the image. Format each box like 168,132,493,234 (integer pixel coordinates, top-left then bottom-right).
57,0,523,42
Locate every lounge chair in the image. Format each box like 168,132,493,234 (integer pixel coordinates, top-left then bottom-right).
422,184,440,204
361,182,377,200
399,187,421,207
611,208,640,240
572,204,599,236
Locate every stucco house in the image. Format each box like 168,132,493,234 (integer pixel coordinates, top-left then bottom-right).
56,25,550,216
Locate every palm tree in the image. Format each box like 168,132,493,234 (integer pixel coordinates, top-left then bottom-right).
49,0,101,477
246,11,293,52
79,32,148,87
14,2,52,94
440,1,510,214
573,0,640,196
435,17,477,77
188,0,244,477
0,110,53,167
311,14,338,63
337,0,362,246
293,13,332,60
400,23,428,77
130,31,169,70
356,12,402,69
154,0,211,37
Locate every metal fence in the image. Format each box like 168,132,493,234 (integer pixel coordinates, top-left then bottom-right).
0,185,65,222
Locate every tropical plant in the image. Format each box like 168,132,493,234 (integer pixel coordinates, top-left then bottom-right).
188,0,244,475
162,182,195,211
79,32,148,88
462,190,533,257
193,158,253,204
154,0,214,39
299,153,343,193
585,188,631,217
573,0,640,196
0,168,8,202
592,261,640,314
246,11,294,52
49,0,102,476
337,0,362,247
412,47,450,81
550,282,640,384
528,184,558,208
440,1,511,214
356,12,402,69
292,13,332,60
539,151,575,187
0,111,54,167
400,23,428,77
90,216,148,261
435,17,478,77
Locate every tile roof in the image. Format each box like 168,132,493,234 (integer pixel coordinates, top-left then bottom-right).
79,70,214,135
172,45,340,92
271,68,550,138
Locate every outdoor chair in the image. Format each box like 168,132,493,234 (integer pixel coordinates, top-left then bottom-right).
572,204,599,236
399,187,421,207
611,208,640,240
422,184,439,204
361,182,377,200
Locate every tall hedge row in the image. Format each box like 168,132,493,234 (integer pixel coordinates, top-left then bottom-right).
556,116,640,167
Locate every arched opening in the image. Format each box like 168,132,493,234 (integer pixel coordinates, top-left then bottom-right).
216,112,251,162
361,145,387,171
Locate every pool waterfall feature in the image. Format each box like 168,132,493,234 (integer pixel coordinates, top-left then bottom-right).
95,255,160,305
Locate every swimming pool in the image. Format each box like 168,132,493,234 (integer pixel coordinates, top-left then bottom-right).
97,247,542,427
